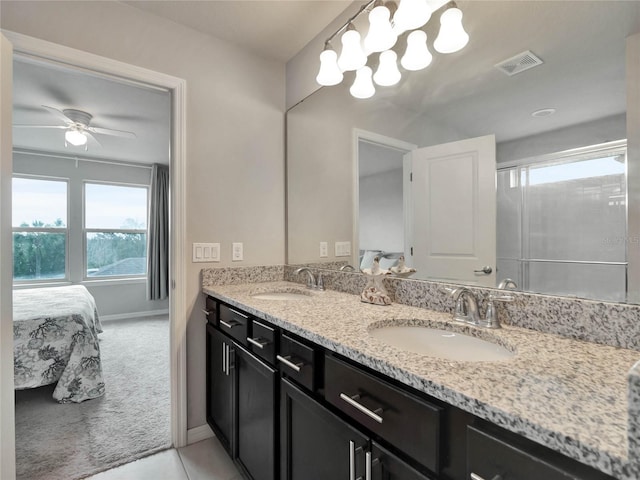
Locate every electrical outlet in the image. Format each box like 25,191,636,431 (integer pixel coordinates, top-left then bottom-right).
320,242,328,258
335,241,351,257
193,243,220,262
232,242,243,261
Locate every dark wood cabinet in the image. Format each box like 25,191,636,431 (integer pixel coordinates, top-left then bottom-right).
206,295,615,480
280,378,368,480
236,345,277,480
206,324,234,453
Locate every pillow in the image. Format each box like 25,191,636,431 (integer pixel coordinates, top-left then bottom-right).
359,250,382,270
379,256,399,270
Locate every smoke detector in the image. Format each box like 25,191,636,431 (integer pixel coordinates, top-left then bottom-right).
495,50,544,76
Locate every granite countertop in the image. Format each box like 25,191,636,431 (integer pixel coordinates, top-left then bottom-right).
203,281,640,479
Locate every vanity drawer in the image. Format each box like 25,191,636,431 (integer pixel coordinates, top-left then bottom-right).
277,333,316,391
248,320,276,364
467,426,612,480
203,296,217,323
218,304,249,346
324,354,442,474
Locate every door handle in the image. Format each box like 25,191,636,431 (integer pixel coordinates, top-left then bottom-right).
474,266,493,274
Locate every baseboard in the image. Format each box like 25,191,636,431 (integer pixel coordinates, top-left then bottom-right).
187,424,214,445
100,309,170,322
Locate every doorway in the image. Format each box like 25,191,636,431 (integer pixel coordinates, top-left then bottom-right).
0,31,187,480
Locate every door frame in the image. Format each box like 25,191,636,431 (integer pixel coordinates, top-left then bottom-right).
352,129,416,269
1,30,188,477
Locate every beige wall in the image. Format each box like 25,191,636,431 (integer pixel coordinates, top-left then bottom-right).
627,32,640,303
1,1,286,429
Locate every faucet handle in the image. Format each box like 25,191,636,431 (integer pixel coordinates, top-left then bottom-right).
480,293,514,329
488,293,514,303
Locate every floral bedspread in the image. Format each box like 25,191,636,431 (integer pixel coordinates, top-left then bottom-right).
13,285,105,403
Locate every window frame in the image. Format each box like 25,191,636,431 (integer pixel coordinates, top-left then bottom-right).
82,180,150,281
12,174,70,285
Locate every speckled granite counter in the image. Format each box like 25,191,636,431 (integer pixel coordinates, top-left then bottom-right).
203,281,640,479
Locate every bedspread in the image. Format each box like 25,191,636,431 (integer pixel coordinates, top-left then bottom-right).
13,285,105,403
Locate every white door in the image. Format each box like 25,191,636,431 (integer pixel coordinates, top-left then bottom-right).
408,134,496,286
0,32,17,480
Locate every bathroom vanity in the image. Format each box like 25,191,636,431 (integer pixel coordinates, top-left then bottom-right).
202,279,640,480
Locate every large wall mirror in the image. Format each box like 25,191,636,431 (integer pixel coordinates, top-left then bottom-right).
287,0,640,303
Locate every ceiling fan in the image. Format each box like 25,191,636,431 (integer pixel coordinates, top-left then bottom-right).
14,105,137,151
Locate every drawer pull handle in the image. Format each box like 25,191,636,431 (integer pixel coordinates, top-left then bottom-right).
247,337,270,349
340,393,384,424
220,319,241,329
470,474,502,480
229,308,249,319
201,309,212,316
276,354,303,372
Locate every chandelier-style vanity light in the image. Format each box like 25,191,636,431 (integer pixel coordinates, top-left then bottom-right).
316,0,470,99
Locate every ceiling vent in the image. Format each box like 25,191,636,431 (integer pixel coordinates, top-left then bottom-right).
495,50,543,76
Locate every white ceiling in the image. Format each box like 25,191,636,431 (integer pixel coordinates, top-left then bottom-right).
13,57,172,165
123,0,352,63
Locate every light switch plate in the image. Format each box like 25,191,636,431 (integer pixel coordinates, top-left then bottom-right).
193,243,220,262
232,242,243,261
335,241,351,257
320,242,328,258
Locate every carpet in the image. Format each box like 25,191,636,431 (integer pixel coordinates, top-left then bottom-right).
15,314,172,480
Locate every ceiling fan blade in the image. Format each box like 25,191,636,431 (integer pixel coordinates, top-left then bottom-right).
84,130,102,147
13,124,68,129
87,126,136,139
41,105,72,124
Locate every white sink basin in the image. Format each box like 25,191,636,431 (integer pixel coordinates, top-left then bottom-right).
369,326,514,362
251,292,310,301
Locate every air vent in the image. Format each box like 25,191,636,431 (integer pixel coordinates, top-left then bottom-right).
495,50,543,76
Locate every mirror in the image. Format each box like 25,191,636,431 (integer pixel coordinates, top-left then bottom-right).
287,0,640,302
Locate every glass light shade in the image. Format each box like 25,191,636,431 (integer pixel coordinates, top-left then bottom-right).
392,0,432,34
433,7,469,54
337,28,367,72
364,5,397,54
374,50,401,86
65,129,87,146
316,49,344,86
401,30,432,71
350,66,376,99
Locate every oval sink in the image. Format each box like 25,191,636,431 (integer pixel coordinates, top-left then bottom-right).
251,292,310,301
369,326,514,362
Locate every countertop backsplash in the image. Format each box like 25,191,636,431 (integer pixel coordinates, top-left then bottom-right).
201,264,640,351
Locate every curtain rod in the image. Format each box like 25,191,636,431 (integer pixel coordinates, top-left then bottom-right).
13,148,156,170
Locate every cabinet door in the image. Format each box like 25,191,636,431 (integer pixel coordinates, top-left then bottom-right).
236,346,277,480
281,378,368,480
206,324,234,454
370,442,434,480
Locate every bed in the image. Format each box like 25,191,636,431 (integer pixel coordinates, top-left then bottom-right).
13,285,105,403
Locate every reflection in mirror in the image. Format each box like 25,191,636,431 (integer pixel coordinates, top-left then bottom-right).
286,1,640,303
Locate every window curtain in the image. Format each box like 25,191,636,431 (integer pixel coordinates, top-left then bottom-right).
147,163,169,300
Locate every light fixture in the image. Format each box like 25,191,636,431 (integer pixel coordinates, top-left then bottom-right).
65,128,87,147
433,2,469,54
364,1,397,54
316,44,343,86
316,0,470,99
350,66,376,99
393,0,432,35
337,24,367,72
374,50,402,86
401,30,433,71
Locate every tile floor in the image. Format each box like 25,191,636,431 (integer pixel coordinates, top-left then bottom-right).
84,437,242,480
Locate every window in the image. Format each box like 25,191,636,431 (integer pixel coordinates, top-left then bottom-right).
84,182,148,278
12,177,68,282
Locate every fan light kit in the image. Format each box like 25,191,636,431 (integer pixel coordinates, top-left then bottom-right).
316,0,470,99
13,105,137,151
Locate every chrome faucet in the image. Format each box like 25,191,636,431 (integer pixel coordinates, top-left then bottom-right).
447,287,513,329
498,278,518,290
339,264,355,272
294,267,324,290
449,287,482,326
